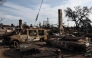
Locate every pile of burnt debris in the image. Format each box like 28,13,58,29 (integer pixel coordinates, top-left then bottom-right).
18,48,40,57
3,43,92,58
17,48,58,58
17,48,69,58
83,45,92,57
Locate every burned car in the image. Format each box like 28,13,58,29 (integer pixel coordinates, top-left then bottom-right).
46,34,91,52
3,28,48,47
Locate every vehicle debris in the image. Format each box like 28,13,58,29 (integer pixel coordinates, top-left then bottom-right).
2,28,49,48
46,34,91,52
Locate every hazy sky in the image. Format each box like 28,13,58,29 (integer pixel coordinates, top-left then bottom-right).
0,0,92,26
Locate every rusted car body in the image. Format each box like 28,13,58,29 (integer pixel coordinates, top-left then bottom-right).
46,34,91,51
3,28,48,47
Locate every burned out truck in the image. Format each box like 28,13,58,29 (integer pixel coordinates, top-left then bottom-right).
3,28,48,47
46,34,91,52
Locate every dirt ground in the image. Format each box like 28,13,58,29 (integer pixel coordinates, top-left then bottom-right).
0,42,91,58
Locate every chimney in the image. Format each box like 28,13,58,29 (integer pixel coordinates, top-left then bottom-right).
19,19,22,29
58,9,64,34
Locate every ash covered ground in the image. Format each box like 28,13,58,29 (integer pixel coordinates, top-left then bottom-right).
0,41,91,58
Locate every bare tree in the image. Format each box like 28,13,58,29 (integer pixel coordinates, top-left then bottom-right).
65,6,92,31
0,17,5,22
30,24,33,27
0,0,6,5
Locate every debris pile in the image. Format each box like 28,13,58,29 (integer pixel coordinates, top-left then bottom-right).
19,48,40,57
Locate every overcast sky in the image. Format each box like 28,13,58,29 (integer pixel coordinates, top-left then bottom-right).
0,0,92,26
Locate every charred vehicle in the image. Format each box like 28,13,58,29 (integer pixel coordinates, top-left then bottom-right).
0,29,13,39
3,28,48,47
46,34,91,52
